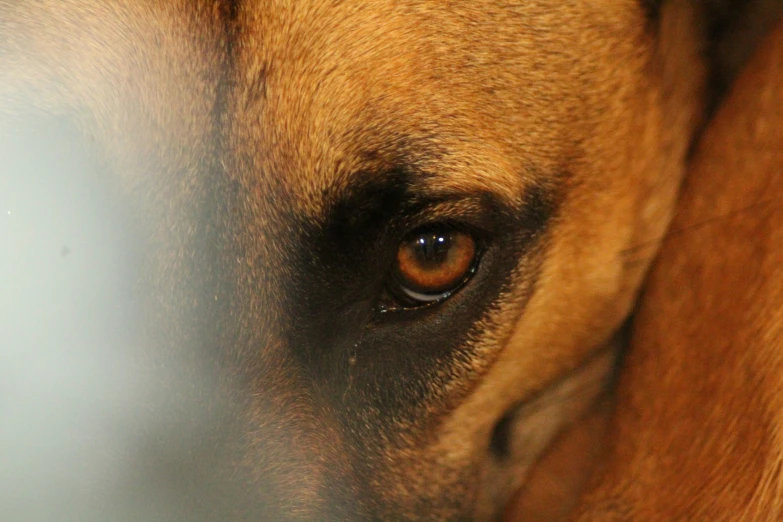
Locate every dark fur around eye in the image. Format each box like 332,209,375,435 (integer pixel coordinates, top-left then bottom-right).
278,168,559,436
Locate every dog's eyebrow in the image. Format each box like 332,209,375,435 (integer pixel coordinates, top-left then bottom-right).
321,167,415,241
318,165,557,248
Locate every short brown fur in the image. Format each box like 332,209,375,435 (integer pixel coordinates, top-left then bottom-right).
567,19,783,522
2,1,777,520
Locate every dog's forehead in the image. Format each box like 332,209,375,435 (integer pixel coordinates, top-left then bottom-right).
230,1,648,219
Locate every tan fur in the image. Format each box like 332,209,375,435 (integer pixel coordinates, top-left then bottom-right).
226,2,707,519
564,19,783,521
2,1,769,520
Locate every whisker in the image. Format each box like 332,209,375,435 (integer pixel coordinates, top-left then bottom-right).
622,194,783,258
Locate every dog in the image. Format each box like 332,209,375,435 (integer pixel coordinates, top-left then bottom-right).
0,1,775,520
503,4,783,522
561,17,783,521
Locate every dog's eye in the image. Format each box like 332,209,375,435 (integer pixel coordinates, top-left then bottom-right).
389,226,478,306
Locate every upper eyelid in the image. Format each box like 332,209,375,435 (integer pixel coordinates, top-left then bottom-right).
393,194,507,236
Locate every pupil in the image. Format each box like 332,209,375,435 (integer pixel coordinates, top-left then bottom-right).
415,233,450,267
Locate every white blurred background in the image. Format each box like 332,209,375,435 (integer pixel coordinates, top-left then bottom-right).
0,120,227,521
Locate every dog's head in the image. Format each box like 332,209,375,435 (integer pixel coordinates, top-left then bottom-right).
0,1,706,520
219,2,707,519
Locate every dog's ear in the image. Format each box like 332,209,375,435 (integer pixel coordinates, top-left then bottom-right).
568,17,783,521
648,1,783,109
701,0,783,106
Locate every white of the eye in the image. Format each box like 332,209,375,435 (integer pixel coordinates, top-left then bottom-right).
400,286,451,303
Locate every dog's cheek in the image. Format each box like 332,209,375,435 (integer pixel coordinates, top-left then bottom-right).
501,397,612,522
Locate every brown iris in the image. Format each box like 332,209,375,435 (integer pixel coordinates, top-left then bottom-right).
393,228,477,303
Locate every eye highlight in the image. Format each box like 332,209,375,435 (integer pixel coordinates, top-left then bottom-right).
390,226,478,306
